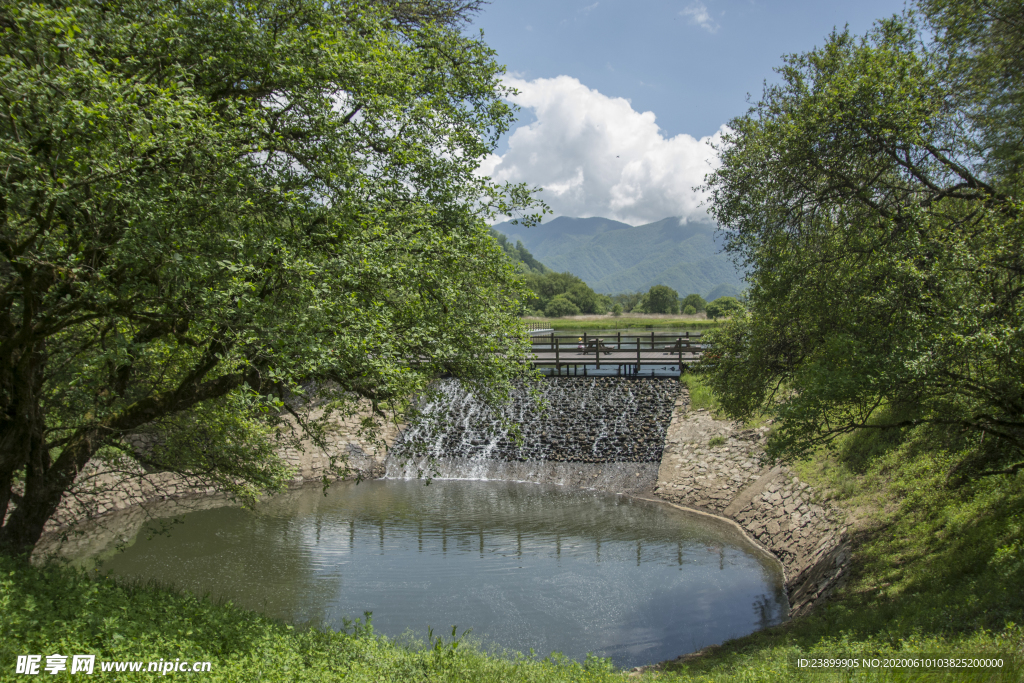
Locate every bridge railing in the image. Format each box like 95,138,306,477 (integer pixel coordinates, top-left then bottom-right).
529,332,703,349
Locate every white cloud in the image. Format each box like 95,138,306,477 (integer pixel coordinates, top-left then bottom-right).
681,2,719,33
479,76,725,226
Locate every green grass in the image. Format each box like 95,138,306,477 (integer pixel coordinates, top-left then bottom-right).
524,317,723,331
0,558,629,682
657,405,1024,682
680,373,719,412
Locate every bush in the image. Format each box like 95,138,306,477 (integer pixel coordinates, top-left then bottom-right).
566,283,599,314
681,293,706,312
612,304,623,316
705,296,744,319
545,295,581,318
645,285,679,314
683,305,696,315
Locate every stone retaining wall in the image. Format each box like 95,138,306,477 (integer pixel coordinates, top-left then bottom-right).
653,397,849,617
41,401,402,543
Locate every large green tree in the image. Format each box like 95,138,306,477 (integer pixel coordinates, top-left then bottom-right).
701,0,1023,477
0,0,542,555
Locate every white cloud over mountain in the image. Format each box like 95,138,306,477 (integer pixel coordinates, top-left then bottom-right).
479,75,726,226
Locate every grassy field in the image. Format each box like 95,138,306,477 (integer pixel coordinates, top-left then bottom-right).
523,314,723,331
3,379,1023,682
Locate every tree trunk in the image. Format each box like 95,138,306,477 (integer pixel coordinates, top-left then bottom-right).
0,346,49,558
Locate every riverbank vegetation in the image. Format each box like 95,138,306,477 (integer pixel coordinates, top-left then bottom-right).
660,378,1024,681
678,0,1024,678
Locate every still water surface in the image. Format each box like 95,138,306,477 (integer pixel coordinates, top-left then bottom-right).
96,480,787,668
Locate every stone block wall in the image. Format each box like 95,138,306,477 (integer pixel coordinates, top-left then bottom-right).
654,402,850,617
41,401,403,539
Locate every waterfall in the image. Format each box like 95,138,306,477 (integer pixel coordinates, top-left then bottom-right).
385,377,681,493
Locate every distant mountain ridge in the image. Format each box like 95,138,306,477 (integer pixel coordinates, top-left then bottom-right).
490,215,745,298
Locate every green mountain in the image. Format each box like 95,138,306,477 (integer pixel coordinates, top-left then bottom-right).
490,216,744,298
488,229,550,274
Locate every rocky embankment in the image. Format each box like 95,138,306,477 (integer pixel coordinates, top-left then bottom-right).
40,402,398,547
653,405,850,617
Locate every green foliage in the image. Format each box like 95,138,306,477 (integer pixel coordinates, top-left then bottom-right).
707,435,726,447
544,295,581,318
566,283,600,315
489,230,549,274
610,292,645,313
644,285,680,314
700,0,1024,475
523,272,602,314
680,374,719,413
681,294,706,313
0,0,544,554
682,305,696,316
703,297,744,320
612,304,623,317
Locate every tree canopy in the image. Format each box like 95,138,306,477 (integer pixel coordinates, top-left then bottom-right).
704,297,743,320
701,0,1024,478
681,294,706,313
0,0,542,555
521,271,608,315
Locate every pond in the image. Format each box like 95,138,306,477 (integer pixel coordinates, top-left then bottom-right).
90,480,787,669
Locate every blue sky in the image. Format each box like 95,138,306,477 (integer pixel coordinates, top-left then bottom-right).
470,0,910,225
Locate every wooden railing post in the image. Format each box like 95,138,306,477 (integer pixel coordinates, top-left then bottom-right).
596,336,601,369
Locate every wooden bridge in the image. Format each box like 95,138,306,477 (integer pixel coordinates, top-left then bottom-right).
528,332,703,376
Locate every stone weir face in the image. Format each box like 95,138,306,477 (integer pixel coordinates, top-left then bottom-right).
385,377,682,493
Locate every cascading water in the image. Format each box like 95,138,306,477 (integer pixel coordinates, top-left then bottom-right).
385,377,682,493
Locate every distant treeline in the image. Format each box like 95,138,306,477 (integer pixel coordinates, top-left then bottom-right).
520,272,744,319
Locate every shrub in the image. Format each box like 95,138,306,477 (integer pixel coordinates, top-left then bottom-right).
645,285,680,314
681,293,706,312
545,295,581,318
683,305,696,315
705,296,744,319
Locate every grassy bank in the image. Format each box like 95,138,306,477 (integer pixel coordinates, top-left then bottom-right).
4,385,1023,681
0,557,629,682
523,315,723,331
658,378,1024,681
